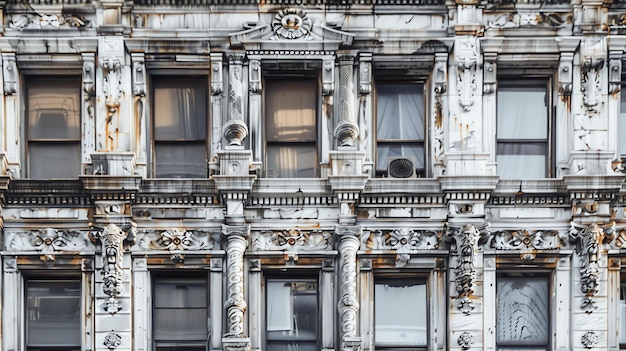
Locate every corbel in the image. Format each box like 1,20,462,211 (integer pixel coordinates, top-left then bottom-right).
608,51,622,94
581,56,605,111
322,57,335,96
482,53,496,94
131,53,145,97
434,52,448,95
457,56,477,111
249,59,262,94
2,53,17,96
82,53,96,97
358,53,371,95
210,52,224,96
559,52,574,96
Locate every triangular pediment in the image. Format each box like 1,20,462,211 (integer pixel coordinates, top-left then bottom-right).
229,8,354,51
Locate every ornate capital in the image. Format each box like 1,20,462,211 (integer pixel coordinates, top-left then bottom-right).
89,222,136,314
445,223,489,314
2,53,17,95
101,57,123,113
358,53,371,95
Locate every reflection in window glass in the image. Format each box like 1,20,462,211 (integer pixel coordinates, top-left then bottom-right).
153,77,207,178
376,83,425,174
27,77,81,178
266,80,317,178
497,275,549,350
375,278,427,350
266,279,318,351
26,280,81,349
496,79,549,179
153,277,208,350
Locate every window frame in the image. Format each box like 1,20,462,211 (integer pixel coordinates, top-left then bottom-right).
151,273,210,351
263,76,320,178
373,274,430,351
263,272,321,351
24,75,82,179
373,80,427,178
149,74,210,179
495,271,552,351
496,77,554,179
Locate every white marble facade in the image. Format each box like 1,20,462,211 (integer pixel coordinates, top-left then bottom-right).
3,0,626,350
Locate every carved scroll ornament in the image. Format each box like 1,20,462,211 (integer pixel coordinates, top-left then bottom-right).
139,229,214,263
580,57,604,113
364,228,441,267
89,222,137,314
272,8,312,40
251,229,331,252
101,58,123,113
445,223,489,314
457,57,477,112
489,229,563,260
8,228,89,262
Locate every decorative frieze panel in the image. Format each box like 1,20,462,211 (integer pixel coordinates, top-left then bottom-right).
486,12,571,29
363,228,442,267
7,228,91,262
138,229,216,263
251,229,332,256
8,13,91,29
488,229,564,260
445,223,490,315
580,57,604,113
569,222,615,313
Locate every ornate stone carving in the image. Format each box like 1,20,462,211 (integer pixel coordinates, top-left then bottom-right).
489,229,564,260
3,53,17,95
251,229,332,252
249,59,262,94
225,58,248,146
103,332,122,350
559,53,573,96
9,13,91,29
83,57,96,97
323,58,335,96
487,12,570,29
569,222,615,313
581,330,598,349
457,57,477,112
89,222,137,314
580,57,604,113
457,331,473,350
609,51,622,94
211,53,224,96
337,225,362,351
358,53,371,95
364,228,441,267
140,229,215,263
445,223,489,315
132,60,145,97
101,57,123,113
335,121,360,147
223,225,249,338
8,228,89,262
272,8,312,39
483,54,496,94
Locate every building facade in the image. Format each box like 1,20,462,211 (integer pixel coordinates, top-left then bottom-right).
2,0,626,350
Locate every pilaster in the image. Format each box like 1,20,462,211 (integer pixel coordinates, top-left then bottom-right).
335,52,359,148
2,53,20,177
336,225,362,351
224,52,248,147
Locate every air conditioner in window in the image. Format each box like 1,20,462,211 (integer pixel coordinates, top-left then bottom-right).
387,157,418,178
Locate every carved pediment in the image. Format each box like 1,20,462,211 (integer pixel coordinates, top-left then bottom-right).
229,8,353,51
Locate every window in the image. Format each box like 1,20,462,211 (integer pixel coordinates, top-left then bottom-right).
265,79,318,178
375,277,428,350
266,278,318,350
376,82,425,177
497,79,551,179
620,276,626,348
25,280,81,351
27,77,81,179
152,77,208,178
620,83,626,158
497,274,550,350
153,277,208,350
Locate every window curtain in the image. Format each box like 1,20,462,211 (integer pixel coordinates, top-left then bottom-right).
375,279,427,347
154,279,207,342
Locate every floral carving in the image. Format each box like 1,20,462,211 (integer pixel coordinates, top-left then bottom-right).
251,229,332,253
569,222,615,313
89,222,137,314
457,331,473,350
581,57,604,113
103,332,122,350
489,229,563,260
446,223,490,314
8,228,89,262
272,8,312,39
139,229,214,263
101,58,123,113
457,57,477,112
581,330,598,349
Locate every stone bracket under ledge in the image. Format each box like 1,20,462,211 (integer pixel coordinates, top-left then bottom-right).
90,152,136,176
329,149,366,176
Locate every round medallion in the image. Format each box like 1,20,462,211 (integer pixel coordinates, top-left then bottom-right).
272,8,312,40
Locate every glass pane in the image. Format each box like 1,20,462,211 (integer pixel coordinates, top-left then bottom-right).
376,144,424,171
620,84,626,156
265,341,318,351
267,144,316,178
154,309,207,341
154,278,207,308
26,281,81,347
266,280,318,345
620,280,626,344
155,143,207,178
29,143,81,179
156,347,206,351
375,278,427,347
377,83,424,140
496,143,546,179
497,81,548,140
28,78,80,140
266,80,317,142
154,77,207,141
497,276,549,346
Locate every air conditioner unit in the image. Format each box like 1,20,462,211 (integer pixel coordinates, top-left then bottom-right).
387,157,417,178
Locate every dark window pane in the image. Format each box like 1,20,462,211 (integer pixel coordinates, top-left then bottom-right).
28,78,80,140
377,83,424,140
375,278,427,348
29,143,81,179
266,80,317,142
155,143,207,178
497,276,549,346
154,78,207,141
26,280,81,348
267,280,318,347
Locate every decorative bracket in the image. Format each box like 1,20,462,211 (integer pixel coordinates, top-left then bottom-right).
457,57,477,111
569,222,615,313
2,53,17,95
211,52,224,96
89,222,137,314
483,53,496,95
608,51,622,95
322,58,335,96
101,57,123,113
131,53,145,97
559,52,574,96
445,222,490,315
82,53,96,97
358,53,371,95
249,59,262,94
580,57,604,112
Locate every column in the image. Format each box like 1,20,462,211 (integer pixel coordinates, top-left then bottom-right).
210,52,225,174
248,259,262,351
2,257,19,351
224,53,248,147
2,53,19,177
210,258,225,351
337,225,362,351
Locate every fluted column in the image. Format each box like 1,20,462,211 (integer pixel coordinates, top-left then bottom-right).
334,53,359,148
337,225,361,351
222,225,251,351
224,53,248,147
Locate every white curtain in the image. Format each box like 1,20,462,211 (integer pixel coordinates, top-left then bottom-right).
375,279,427,347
